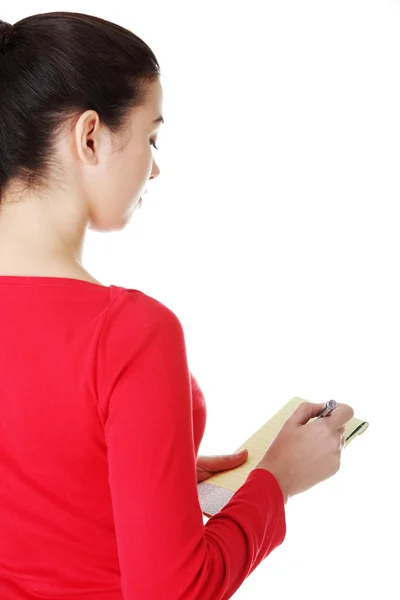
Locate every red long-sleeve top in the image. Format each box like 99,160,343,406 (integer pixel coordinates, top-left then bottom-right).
0,276,286,599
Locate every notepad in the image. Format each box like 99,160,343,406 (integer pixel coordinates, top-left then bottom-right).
197,396,369,517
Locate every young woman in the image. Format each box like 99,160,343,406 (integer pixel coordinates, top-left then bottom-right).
0,11,349,600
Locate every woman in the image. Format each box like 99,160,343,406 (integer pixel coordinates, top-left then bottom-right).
0,12,287,599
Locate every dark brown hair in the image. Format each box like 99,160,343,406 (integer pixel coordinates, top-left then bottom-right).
0,12,161,203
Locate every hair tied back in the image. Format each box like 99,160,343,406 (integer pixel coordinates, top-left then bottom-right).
0,20,16,53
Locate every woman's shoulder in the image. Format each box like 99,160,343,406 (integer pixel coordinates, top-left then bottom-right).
108,284,182,332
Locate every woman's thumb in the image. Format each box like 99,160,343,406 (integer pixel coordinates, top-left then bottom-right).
290,401,325,426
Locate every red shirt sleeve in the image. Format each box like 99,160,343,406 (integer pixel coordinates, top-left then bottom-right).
96,289,286,600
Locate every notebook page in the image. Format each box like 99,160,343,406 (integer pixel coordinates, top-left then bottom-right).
200,396,368,493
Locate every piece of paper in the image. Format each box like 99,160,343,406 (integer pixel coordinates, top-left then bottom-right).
198,396,369,517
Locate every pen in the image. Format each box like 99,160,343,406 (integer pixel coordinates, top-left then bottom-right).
316,399,337,418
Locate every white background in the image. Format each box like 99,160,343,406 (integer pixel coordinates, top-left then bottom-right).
9,0,400,597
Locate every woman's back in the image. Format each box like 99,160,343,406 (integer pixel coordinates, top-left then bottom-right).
0,277,129,598
0,275,286,599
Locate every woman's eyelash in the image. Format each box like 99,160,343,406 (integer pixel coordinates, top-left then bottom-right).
150,139,159,150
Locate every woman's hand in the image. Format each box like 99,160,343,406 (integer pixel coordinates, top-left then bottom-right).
196,449,249,483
